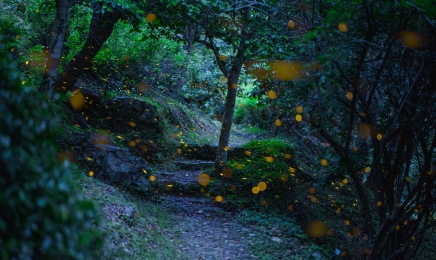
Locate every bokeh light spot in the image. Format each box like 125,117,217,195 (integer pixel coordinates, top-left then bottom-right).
377,133,382,141
222,167,233,178
69,89,85,111
258,182,267,191
265,156,275,163
309,187,316,194
399,31,424,49
338,23,347,33
321,159,328,166
295,114,302,122
219,55,228,61
197,173,211,187
252,186,260,194
268,60,304,81
267,90,277,99
306,220,327,238
146,13,157,23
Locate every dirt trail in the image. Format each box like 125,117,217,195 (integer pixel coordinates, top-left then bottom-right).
160,195,254,260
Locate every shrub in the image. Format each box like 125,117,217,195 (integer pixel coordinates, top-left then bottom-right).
0,35,101,259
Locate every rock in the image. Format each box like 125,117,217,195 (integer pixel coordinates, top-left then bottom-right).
271,237,283,243
71,78,104,112
288,237,300,247
83,144,151,191
100,96,157,126
124,205,138,219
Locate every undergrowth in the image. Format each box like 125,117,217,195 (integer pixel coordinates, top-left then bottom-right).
72,167,184,259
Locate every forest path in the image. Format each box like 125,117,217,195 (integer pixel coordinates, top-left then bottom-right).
151,160,304,260
155,191,299,260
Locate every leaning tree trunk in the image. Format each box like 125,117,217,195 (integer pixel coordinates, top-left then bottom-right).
54,3,124,93
214,43,247,173
40,0,70,98
215,67,241,172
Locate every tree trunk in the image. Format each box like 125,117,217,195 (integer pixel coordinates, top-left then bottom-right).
214,43,247,173
54,3,124,93
40,0,70,98
215,70,240,172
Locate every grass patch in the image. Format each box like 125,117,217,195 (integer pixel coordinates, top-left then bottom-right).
71,167,185,260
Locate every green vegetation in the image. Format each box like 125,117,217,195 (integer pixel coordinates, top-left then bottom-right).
3,0,436,259
72,168,183,259
0,35,101,259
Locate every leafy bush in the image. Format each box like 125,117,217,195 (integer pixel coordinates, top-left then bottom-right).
0,35,101,259
234,96,269,128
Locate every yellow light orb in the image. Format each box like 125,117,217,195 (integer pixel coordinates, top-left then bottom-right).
267,90,277,99
219,55,228,61
321,159,328,166
215,196,223,202
252,186,260,194
89,171,94,177
306,220,327,238
258,182,267,191
287,20,296,29
268,60,304,81
275,119,282,127
296,106,303,113
295,114,302,122
69,89,85,111
149,175,156,182
284,153,292,159
399,31,424,49
264,156,275,163
338,23,347,33
197,173,211,187
146,13,157,23
346,91,353,101
377,133,382,141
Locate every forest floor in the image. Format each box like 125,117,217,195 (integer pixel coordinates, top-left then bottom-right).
76,125,324,260
82,164,310,260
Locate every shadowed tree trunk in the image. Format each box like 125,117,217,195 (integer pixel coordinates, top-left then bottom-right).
40,0,71,98
215,60,244,172
54,3,124,93
204,37,247,173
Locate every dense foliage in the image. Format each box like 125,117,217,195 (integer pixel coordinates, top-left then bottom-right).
0,35,101,259
3,0,436,259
